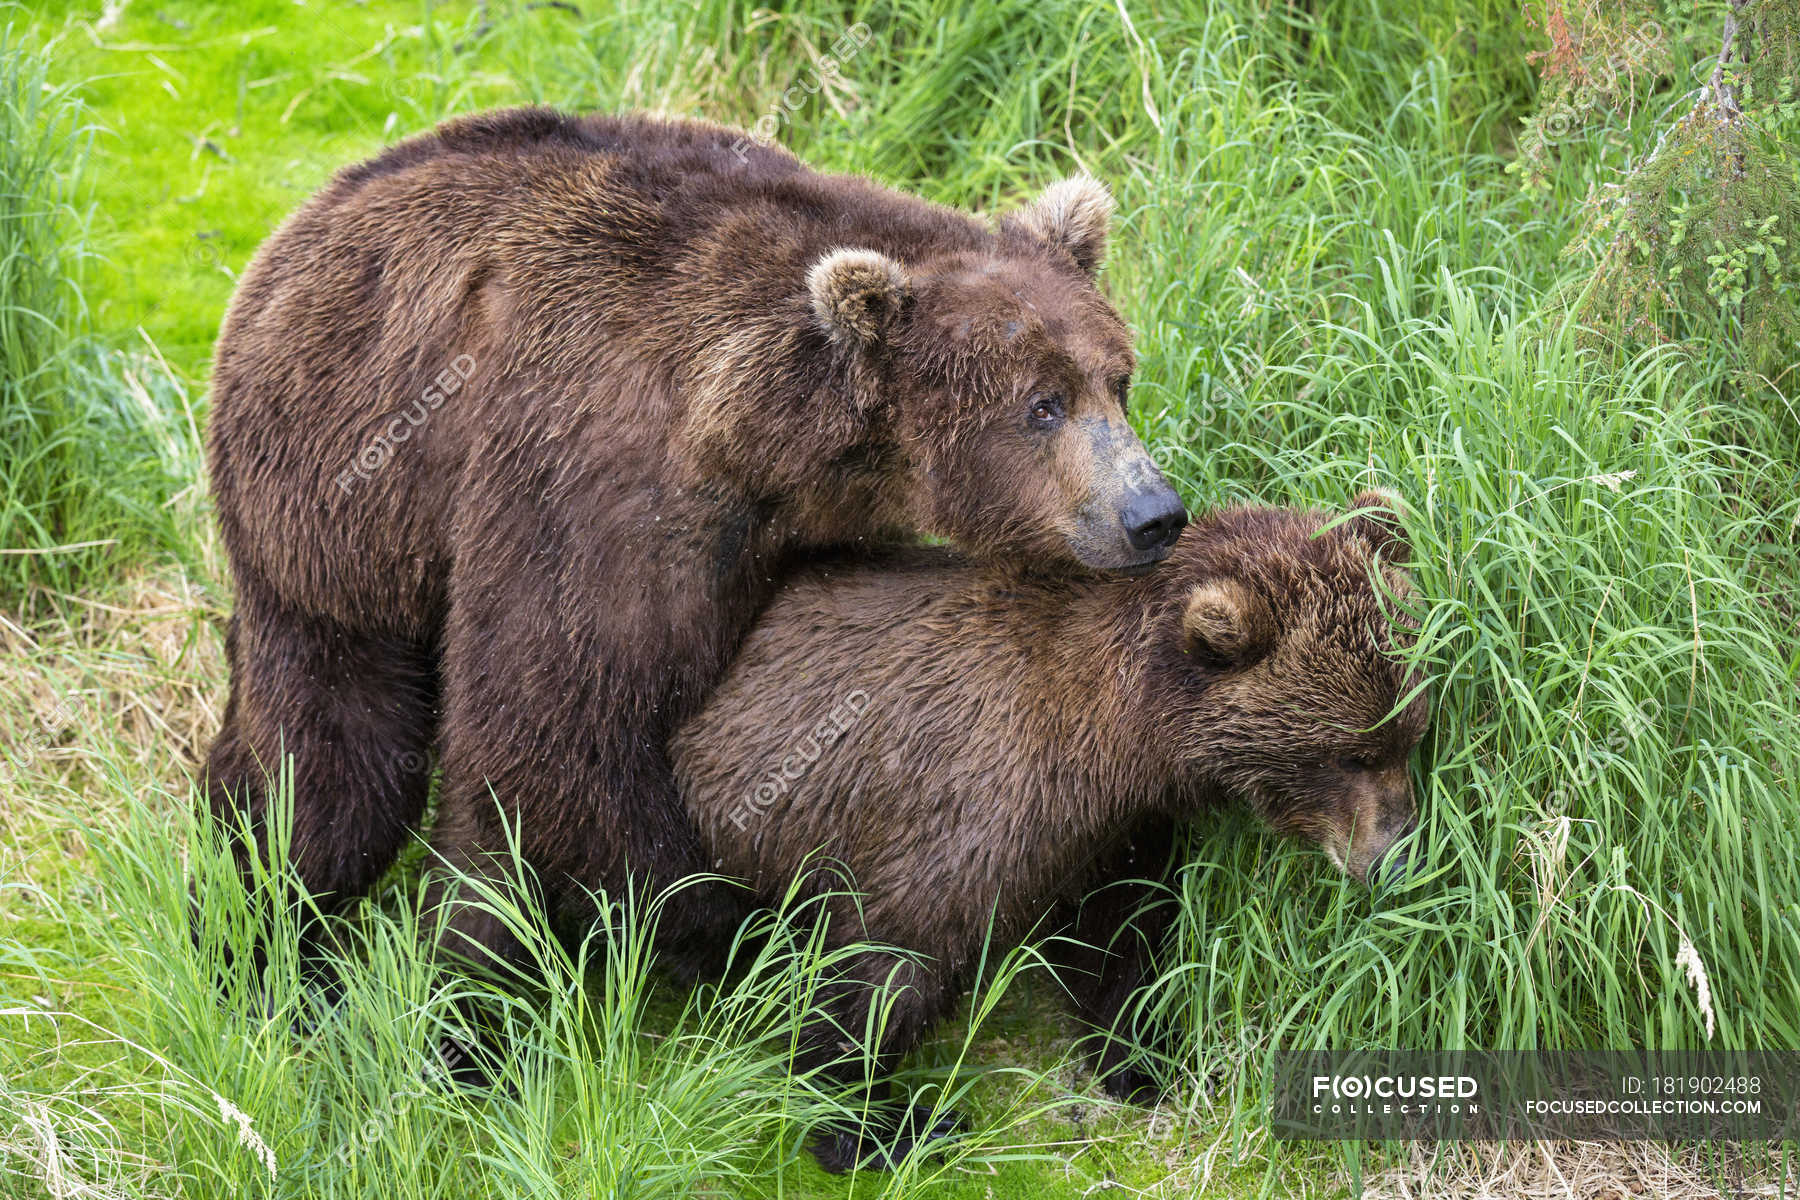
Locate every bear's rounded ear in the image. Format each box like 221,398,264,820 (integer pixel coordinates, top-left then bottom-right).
807,248,910,347
1181,578,1276,667
1345,489,1411,563
1003,176,1114,275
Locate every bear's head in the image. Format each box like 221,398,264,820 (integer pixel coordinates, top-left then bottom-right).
1160,492,1430,883
806,178,1187,574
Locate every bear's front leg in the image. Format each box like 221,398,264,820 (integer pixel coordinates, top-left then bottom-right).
797,947,964,1173
809,1101,964,1175
1048,816,1182,1103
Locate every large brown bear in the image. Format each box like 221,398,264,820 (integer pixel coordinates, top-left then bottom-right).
202,108,1186,981
671,494,1429,1172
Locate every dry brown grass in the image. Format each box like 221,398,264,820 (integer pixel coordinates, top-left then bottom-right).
1,564,225,897
1364,1140,1789,1200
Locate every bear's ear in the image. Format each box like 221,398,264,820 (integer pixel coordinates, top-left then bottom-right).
1004,176,1114,275
1181,578,1276,667
1345,489,1411,563
807,248,910,347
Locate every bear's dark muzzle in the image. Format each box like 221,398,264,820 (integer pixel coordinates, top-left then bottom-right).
1121,486,1188,552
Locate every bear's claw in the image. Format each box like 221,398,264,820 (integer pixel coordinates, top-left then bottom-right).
810,1104,965,1174
1100,1061,1164,1104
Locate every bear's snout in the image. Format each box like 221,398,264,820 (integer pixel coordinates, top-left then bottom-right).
1064,417,1188,572
1336,767,1418,885
1367,813,1421,891
1120,485,1188,553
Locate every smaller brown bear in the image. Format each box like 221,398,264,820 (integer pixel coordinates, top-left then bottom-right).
671,492,1429,1172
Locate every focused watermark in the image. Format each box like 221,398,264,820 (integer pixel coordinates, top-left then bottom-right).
4,691,83,784
725,688,870,831
1527,18,1670,145
731,23,873,163
331,1042,463,1168
336,353,476,494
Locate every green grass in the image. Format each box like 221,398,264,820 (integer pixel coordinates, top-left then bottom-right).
3,0,1798,1196
0,17,203,605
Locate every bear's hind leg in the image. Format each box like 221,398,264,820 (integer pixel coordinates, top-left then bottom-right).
199,580,439,980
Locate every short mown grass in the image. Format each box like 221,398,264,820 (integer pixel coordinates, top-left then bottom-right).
3,0,1797,1196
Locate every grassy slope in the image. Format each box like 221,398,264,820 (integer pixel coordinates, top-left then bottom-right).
26,0,492,373
4,0,1799,1197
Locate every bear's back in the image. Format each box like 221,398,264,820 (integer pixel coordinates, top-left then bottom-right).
328,108,810,209
670,547,1149,946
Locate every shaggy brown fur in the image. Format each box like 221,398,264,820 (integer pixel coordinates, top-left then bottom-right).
671,494,1429,1171
201,108,1187,976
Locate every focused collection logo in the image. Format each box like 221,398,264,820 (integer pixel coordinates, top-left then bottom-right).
1310,1073,1481,1116
1275,1051,1800,1140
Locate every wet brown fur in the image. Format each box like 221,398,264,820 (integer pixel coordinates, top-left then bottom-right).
671,497,1429,1163
201,107,1178,976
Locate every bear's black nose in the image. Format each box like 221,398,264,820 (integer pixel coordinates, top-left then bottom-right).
1369,815,1421,892
1122,489,1188,552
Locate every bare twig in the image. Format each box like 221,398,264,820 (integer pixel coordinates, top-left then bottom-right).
1708,0,1753,114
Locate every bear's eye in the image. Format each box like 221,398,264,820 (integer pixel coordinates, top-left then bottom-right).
1026,393,1066,429
1336,754,1381,772
1113,377,1131,407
